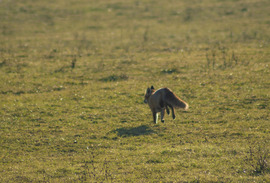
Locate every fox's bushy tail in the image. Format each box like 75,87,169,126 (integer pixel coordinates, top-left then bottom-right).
165,90,189,110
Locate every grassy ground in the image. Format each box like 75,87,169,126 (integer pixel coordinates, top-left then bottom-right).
0,0,270,182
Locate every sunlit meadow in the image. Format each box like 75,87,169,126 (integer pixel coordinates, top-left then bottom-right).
0,0,269,182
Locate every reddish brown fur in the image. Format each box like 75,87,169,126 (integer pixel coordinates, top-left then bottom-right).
144,86,188,124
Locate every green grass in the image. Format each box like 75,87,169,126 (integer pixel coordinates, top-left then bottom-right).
0,0,270,182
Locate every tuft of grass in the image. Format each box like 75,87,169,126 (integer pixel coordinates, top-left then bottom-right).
204,47,250,71
161,68,179,74
79,152,114,182
100,74,129,82
245,139,270,175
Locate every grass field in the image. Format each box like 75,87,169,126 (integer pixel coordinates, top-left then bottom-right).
0,0,270,182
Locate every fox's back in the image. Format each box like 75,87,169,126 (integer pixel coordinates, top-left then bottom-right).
148,88,169,110
149,87,188,110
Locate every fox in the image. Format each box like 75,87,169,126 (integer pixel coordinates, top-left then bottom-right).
144,86,189,124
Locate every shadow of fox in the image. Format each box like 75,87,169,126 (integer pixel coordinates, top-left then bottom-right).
144,86,189,124
114,125,155,137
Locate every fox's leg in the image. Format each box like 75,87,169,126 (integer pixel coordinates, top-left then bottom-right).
152,112,158,124
169,106,176,119
161,108,165,123
166,105,170,115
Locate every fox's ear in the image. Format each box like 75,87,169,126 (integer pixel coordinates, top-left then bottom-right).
151,86,154,90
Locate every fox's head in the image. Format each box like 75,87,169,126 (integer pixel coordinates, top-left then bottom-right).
144,86,155,104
